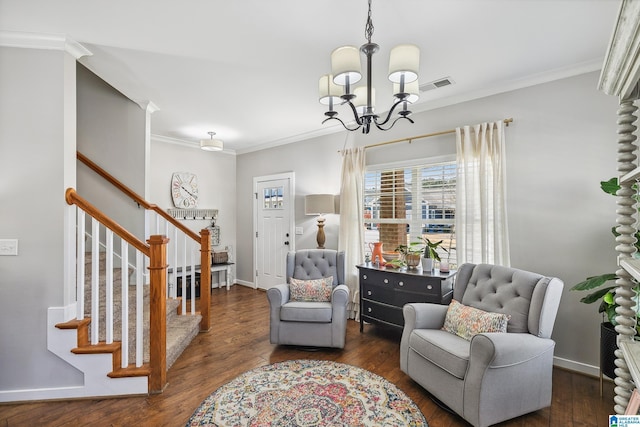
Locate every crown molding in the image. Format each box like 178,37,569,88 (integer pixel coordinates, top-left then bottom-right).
137,100,160,113
0,31,92,59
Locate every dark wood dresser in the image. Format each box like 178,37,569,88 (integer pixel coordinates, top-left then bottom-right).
357,264,456,331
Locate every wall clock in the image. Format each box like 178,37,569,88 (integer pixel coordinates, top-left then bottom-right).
171,172,199,208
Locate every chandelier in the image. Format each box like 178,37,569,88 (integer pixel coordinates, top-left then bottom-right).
319,0,420,134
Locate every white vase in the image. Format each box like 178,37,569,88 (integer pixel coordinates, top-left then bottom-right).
421,258,434,271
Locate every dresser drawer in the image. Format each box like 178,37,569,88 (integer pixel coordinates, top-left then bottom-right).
395,290,435,306
362,283,395,304
396,276,448,295
362,299,404,327
360,269,395,287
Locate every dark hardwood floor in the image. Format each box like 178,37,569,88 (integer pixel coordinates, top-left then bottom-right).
1,285,615,426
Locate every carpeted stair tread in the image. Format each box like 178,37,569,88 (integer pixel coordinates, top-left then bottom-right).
83,251,202,369
166,312,201,369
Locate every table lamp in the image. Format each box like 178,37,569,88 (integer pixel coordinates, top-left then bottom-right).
305,194,335,249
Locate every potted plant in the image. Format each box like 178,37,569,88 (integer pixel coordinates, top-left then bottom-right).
395,242,423,269
571,177,640,379
419,237,447,271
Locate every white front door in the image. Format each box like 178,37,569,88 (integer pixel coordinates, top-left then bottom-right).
254,173,294,290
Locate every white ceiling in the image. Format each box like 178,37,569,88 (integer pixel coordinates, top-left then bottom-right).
0,0,622,153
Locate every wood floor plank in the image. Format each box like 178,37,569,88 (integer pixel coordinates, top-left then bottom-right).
0,285,616,426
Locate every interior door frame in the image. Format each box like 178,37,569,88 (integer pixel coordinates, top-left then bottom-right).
253,172,295,289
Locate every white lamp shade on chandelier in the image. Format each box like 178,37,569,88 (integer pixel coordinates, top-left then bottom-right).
200,131,224,151
393,79,420,104
331,46,362,86
318,0,421,134
354,86,375,115
318,74,342,105
388,44,420,84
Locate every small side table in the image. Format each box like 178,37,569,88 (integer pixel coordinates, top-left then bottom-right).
208,263,234,290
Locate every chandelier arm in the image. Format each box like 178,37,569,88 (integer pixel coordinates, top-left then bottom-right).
373,99,407,127
374,115,415,132
322,116,361,132
344,100,365,125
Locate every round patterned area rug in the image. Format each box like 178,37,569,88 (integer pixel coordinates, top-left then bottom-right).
186,359,427,426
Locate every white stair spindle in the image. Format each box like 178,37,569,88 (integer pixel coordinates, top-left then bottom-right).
173,225,179,299
105,229,114,344
76,209,85,320
120,241,129,368
91,218,100,345
181,233,187,314
136,250,144,367
190,241,196,314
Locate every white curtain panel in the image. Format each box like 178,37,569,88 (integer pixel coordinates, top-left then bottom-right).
455,121,510,266
338,147,365,320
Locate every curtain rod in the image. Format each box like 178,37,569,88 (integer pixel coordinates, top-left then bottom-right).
340,117,513,152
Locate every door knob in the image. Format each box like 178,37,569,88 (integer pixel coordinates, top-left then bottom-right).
284,241,290,245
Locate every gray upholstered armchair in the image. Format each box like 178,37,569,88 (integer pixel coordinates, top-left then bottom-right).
400,263,563,427
267,249,349,349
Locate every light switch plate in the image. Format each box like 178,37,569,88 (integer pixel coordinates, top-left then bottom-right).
0,239,18,256
295,227,303,235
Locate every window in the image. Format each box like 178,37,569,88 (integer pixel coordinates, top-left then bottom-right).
263,186,284,209
364,160,456,266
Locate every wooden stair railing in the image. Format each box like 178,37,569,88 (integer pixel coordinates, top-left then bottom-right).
64,188,168,392
77,151,211,331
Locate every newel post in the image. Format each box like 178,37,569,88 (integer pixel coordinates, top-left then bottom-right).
148,234,169,394
199,228,212,331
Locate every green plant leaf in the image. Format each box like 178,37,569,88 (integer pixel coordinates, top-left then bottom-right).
604,303,618,325
601,177,619,195
570,274,617,291
581,286,617,304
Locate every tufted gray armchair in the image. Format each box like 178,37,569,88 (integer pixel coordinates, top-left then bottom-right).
400,263,564,427
267,249,349,349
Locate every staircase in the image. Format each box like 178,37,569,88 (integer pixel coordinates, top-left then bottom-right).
81,251,201,369
49,247,203,398
47,153,213,398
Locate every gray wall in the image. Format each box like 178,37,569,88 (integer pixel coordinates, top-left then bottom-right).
149,141,237,268
76,64,147,241
0,47,83,390
236,71,620,373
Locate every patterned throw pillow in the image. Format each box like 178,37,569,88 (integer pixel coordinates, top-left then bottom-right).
289,276,334,302
442,299,510,341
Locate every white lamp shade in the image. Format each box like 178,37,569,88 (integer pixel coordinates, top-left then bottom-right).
305,194,336,215
318,74,342,105
200,138,224,151
388,44,420,84
354,86,375,115
393,79,419,103
331,46,362,86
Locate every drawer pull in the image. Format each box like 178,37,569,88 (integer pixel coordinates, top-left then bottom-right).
368,307,372,313
367,290,372,296
363,274,367,280
427,285,433,290
384,279,389,284
399,281,404,286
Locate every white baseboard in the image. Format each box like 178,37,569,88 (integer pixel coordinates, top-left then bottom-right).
235,279,255,288
554,355,600,378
